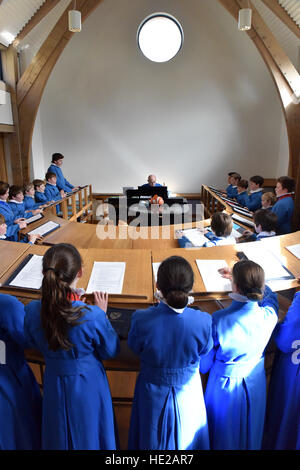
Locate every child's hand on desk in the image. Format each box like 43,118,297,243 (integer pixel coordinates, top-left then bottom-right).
28,233,43,244
242,229,253,237
218,267,232,280
94,291,108,313
18,220,27,229
60,190,66,198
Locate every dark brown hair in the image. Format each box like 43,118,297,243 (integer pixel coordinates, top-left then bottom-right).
41,244,87,351
45,171,56,181
9,185,23,199
157,256,194,309
52,153,64,163
211,212,233,237
0,181,9,196
250,175,264,187
238,179,248,190
232,260,265,301
277,176,295,193
33,179,45,189
254,209,277,233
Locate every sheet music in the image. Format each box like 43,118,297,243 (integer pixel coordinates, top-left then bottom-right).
86,262,126,294
241,246,293,281
196,259,232,292
232,214,255,227
285,244,300,260
177,228,207,247
9,255,43,289
28,221,59,236
25,213,43,224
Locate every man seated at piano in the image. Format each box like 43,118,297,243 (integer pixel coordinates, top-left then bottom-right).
140,175,162,188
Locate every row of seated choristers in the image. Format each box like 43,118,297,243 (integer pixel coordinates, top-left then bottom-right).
225,172,295,235
0,244,299,450
0,153,77,244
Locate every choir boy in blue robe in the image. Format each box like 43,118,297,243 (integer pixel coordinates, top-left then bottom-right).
8,185,42,220
24,183,44,210
24,244,120,450
34,179,50,205
271,176,295,234
203,212,236,247
202,260,278,450
128,256,213,450
44,172,64,202
246,175,264,211
236,179,249,207
0,181,26,241
0,294,42,449
0,214,42,245
47,153,78,193
263,290,300,449
226,173,241,199
240,209,277,242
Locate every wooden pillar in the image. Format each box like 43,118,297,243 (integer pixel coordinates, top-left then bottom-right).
0,135,7,181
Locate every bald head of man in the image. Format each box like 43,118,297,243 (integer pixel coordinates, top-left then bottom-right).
147,175,157,187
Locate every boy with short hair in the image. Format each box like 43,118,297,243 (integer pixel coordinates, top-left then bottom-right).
246,175,264,211
204,212,236,247
44,172,64,202
236,179,249,207
24,183,43,211
0,213,41,244
271,176,295,234
34,179,49,205
47,153,78,192
0,181,26,241
9,185,42,220
226,173,241,199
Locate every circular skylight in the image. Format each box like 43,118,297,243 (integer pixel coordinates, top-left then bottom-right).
137,13,183,63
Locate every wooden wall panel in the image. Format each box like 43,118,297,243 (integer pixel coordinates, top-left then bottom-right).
0,134,7,181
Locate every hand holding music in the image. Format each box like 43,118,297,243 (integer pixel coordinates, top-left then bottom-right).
94,291,108,313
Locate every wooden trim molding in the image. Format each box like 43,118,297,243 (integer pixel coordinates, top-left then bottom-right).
0,124,15,133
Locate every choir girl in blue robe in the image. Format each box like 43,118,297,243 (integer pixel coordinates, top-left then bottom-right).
271,176,295,234
0,294,42,449
246,175,264,211
24,244,120,450
128,256,213,450
47,153,77,193
202,260,278,450
263,290,300,449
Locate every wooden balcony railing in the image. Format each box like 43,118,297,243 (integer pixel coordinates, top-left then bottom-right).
45,185,93,222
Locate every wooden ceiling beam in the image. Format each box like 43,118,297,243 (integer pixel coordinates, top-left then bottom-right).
12,0,62,47
260,0,300,41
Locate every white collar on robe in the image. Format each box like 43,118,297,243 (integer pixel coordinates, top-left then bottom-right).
250,189,263,194
154,291,194,313
9,199,23,204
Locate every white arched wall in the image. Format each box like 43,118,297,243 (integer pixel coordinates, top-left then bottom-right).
31,0,289,193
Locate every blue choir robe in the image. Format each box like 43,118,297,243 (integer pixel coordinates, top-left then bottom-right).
236,191,248,207
203,234,236,247
127,301,213,450
44,183,61,202
0,200,19,241
246,190,263,211
202,286,278,450
35,191,48,205
0,294,42,450
8,200,33,220
24,300,120,450
47,163,74,192
24,195,41,211
226,185,238,199
271,195,294,235
263,292,300,450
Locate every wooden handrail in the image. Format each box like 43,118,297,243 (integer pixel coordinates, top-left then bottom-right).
44,185,93,222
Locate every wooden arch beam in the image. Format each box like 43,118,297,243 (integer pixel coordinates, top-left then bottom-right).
17,0,104,181
217,0,300,228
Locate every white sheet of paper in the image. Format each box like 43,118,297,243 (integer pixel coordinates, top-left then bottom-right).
286,244,300,260
25,213,43,224
28,221,59,236
242,246,292,281
231,228,243,239
152,262,161,283
9,254,43,289
86,262,126,294
179,229,207,246
196,259,232,292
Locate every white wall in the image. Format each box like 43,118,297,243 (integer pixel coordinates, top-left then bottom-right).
33,0,289,192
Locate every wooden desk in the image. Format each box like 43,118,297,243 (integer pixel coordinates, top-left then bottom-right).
0,241,30,280
20,213,69,241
